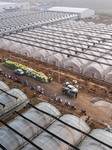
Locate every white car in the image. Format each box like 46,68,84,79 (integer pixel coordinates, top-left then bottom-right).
14,69,24,75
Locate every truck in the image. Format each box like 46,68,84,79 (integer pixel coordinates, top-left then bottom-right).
62,82,78,97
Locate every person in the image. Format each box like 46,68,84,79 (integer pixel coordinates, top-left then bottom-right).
3,73,7,77
53,96,57,101
71,105,76,110
81,110,86,115
65,100,68,105
11,76,13,80
65,100,70,106
41,88,44,94
0,69,2,74
24,80,28,86
37,86,41,89
68,102,70,106
85,116,90,122
88,77,91,81
8,75,11,79
64,82,69,87
39,88,42,94
58,97,62,103
5,74,8,78
48,76,52,82
2,73,5,76
58,97,60,101
72,80,75,85
105,125,112,132
30,86,35,90
75,92,77,98
105,90,107,94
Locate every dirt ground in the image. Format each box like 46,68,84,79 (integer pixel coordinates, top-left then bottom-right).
0,49,112,128
83,16,112,25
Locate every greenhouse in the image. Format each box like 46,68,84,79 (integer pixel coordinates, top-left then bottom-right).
83,63,104,79
32,49,50,62
8,42,24,53
0,38,12,50
78,129,112,150
105,71,112,83
0,81,10,94
22,114,90,150
83,55,112,80
33,49,54,62
47,50,68,66
63,58,82,73
63,51,97,73
0,102,61,150
20,46,35,57
0,88,29,119
0,10,112,82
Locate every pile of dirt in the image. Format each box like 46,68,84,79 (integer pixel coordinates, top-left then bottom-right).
90,97,104,103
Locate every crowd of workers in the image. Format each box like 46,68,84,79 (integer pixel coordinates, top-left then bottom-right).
0,70,44,94
0,69,90,122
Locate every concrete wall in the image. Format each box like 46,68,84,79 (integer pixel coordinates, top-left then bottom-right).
80,9,95,18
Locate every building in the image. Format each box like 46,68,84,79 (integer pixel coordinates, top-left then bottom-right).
0,2,29,12
48,7,95,18
35,6,51,11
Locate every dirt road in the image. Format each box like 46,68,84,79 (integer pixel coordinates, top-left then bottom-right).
0,49,112,126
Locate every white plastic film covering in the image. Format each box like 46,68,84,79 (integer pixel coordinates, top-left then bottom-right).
83,55,112,79
105,71,112,83
63,58,83,73
22,114,90,150
0,88,28,116
78,129,112,150
0,81,10,94
0,102,61,150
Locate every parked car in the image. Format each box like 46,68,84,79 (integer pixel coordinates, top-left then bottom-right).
14,69,24,75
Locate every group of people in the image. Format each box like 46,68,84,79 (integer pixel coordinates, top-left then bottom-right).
0,70,91,122
80,109,90,122
53,96,62,103
1,72,13,80
53,96,77,110
0,70,44,94
30,85,44,94
65,100,77,110
81,109,87,115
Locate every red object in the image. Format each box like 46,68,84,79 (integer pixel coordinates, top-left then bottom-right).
14,77,21,83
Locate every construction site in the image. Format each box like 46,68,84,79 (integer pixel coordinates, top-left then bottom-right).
0,2,112,150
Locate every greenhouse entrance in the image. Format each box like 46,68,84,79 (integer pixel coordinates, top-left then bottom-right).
25,52,27,57
53,61,56,66
70,66,73,71
92,73,94,78
38,57,41,61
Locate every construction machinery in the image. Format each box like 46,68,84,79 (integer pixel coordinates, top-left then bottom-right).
62,82,78,97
